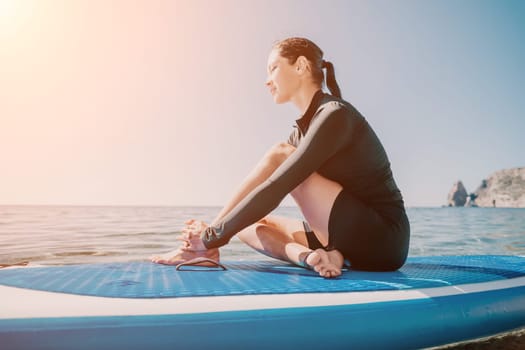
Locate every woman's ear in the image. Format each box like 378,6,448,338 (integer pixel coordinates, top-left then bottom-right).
295,56,310,74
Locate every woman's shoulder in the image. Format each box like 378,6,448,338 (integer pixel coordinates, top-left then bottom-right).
317,94,364,121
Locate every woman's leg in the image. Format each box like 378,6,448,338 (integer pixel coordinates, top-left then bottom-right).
237,143,346,277
237,215,309,263
151,142,295,266
237,215,344,278
153,142,345,277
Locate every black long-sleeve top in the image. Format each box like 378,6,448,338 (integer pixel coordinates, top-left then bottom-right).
202,90,404,248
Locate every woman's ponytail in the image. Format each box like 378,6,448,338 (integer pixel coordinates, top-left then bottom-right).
322,60,341,98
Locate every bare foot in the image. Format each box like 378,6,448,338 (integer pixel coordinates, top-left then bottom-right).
305,249,344,278
150,245,219,266
150,221,219,266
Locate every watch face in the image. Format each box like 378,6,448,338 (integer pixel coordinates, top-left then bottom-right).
203,227,213,240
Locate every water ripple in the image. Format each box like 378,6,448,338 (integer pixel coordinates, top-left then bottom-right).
1,205,524,265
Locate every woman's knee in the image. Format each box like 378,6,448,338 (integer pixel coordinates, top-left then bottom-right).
265,142,296,167
237,217,272,242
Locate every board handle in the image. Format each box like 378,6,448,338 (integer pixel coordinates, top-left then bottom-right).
175,257,227,271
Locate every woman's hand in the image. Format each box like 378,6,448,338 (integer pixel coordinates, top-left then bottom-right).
150,219,219,264
182,219,208,236
176,219,209,251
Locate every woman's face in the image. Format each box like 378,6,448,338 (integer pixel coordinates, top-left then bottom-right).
266,49,301,104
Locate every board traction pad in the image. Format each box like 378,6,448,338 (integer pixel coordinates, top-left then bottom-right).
0,255,524,298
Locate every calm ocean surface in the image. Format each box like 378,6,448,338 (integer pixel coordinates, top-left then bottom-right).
0,205,524,266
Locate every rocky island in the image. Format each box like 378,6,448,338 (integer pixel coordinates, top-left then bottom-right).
447,167,525,208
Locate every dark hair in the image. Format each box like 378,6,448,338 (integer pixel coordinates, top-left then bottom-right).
272,37,341,98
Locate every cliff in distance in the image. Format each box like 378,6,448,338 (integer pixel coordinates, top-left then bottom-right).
448,167,525,208
447,181,468,207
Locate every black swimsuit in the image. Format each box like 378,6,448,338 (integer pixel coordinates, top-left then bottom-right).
202,90,410,271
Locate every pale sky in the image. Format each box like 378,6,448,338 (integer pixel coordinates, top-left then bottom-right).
1,0,524,207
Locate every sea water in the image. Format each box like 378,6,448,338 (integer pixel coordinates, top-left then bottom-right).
0,205,524,266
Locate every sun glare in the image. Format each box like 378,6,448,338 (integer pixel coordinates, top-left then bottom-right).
0,0,32,37
0,0,18,19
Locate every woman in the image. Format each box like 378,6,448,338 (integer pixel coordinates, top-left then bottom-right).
152,37,410,278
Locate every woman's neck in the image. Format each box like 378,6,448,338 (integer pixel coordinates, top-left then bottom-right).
291,85,322,115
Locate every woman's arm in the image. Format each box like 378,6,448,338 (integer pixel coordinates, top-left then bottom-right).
202,104,358,248
210,144,290,226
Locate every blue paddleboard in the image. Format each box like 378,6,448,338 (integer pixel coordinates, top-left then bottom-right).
1,255,524,349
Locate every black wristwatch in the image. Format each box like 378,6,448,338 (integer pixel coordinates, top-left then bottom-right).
201,224,226,248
